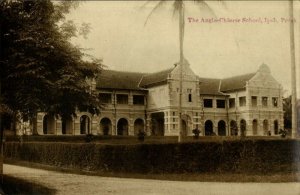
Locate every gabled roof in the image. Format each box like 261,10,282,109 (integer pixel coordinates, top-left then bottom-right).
96,70,145,90
198,78,224,96
96,67,257,94
139,68,174,88
220,73,256,92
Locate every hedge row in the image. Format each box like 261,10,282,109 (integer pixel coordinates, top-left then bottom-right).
4,134,280,144
4,140,300,174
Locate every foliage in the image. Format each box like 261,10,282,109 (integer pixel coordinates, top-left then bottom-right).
192,128,200,139
137,131,146,142
4,139,300,174
85,134,94,143
0,0,102,122
279,129,287,138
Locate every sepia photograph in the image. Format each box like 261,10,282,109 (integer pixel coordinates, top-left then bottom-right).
0,0,299,194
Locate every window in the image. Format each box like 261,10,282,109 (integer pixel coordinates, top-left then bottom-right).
188,94,192,102
251,96,257,107
239,96,246,107
272,97,278,107
117,94,128,104
204,99,213,108
187,89,192,102
217,100,226,108
229,98,235,108
262,97,268,107
133,95,144,105
99,93,111,104
173,112,176,116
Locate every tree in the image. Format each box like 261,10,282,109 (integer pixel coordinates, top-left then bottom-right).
0,0,101,127
0,0,102,182
145,0,224,142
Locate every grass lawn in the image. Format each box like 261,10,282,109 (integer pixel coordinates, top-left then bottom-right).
5,159,300,183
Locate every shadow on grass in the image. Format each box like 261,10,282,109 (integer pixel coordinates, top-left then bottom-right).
1,175,56,195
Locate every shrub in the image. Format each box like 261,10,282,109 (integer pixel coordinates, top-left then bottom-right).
137,131,146,142
4,139,300,174
192,128,201,139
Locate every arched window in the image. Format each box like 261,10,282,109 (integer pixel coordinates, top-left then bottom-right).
117,118,128,136
218,120,226,136
100,118,112,135
205,120,214,136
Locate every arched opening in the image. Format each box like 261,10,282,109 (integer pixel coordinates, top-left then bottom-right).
230,120,238,136
151,112,164,136
252,119,258,135
62,116,73,135
80,115,90,134
117,118,128,135
181,114,191,136
218,120,226,136
205,120,213,136
100,118,112,135
263,119,269,135
134,118,144,135
240,119,246,137
274,120,279,135
43,115,55,135
181,120,187,136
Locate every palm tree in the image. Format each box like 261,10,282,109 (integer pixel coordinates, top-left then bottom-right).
288,0,298,138
145,1,222,142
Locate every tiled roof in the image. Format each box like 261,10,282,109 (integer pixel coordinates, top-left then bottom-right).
198,78,224,96
96,70,145,90
220,73,256,92
96,68,256,94
139,68,174,87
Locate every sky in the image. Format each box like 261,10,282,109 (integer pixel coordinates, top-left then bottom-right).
66,1,300,96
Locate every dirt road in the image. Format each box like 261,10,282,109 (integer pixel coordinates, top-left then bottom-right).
4,164,300,195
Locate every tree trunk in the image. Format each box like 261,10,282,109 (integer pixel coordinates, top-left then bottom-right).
178,2,184,142
289,0,298,138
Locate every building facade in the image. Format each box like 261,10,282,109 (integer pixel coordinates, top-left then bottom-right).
35,63,284,137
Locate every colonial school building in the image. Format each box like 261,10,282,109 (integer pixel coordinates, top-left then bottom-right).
34,62,283,137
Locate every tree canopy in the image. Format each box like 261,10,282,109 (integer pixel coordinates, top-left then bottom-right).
0,0,101,121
